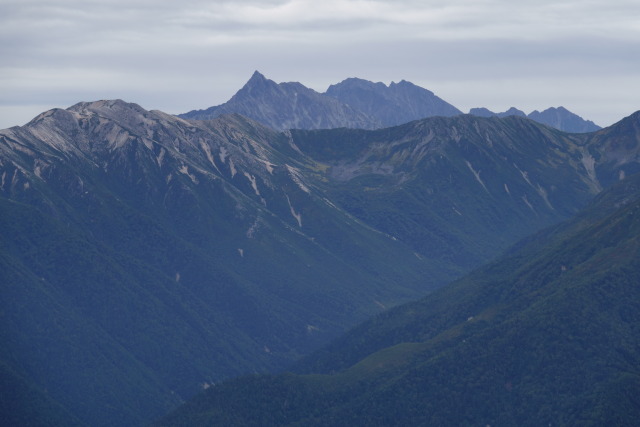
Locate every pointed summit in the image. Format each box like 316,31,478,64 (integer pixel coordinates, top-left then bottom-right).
179,72,376,130
246,70,268,86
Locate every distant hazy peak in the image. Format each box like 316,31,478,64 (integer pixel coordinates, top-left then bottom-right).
468,107,495,118
250,70,266,79
528,106,601,133
327,77,433,94
325,77,386,91
468,107,525,118
498,107,527,117
325,76,461,126
469,105,601,133
389,79,434,93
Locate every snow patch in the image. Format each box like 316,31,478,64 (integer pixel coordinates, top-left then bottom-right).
465,160,489,193
200,140,222,174
516,165,533,187
522,194,534,211
246,218,260,238
450,126,461,142
219,146,228,164
286,164,311,193
536,184,554,210
156,148,166,167
179,165,198,184
374,300,387,310
286,195,302,227
243,172,260,196
284,130,304,155
229,159,237,177
243,172,266,205
262,160,275,174
581,149,602,192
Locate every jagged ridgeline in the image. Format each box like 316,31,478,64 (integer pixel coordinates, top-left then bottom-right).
156,167,640,427
1,99,639,425
181,71,600,133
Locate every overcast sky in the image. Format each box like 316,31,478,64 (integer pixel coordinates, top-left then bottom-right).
1,0,639,129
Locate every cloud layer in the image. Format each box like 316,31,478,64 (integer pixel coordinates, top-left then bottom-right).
1,0,639,128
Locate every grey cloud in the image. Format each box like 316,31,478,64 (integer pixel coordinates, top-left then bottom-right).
0,0,638,129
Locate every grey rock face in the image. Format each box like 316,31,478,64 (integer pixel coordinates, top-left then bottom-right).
529,106,601,133
180,71,379,130
325,77,462,126
469,105,601,132
181,72,603,134
180,71,462,130
468,107,495,117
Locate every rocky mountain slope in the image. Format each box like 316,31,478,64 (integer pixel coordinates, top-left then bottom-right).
180,72,461,130
2,102,638,425
285,113,620,270
157,166,640,427
182,72,599,133
180,71,379,130
0,101,431,425
324,77,462,126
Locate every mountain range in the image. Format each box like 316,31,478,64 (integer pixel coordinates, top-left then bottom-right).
470,106,601,133
181,71,600,133
2,97,638,424
157,152,640,427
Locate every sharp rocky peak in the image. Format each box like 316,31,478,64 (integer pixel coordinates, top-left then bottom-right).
246,70,268,85
241,70,278,92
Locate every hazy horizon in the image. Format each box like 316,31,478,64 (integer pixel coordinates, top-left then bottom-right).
1,0,638,129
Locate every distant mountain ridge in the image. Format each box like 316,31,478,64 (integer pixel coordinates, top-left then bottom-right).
470,106,601,133
181,71,378,130
181,71,599,132
180,71,462,130
325,77,462,126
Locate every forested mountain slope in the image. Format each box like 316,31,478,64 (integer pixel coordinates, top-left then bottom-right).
158,171,640,427
2,102,638,425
